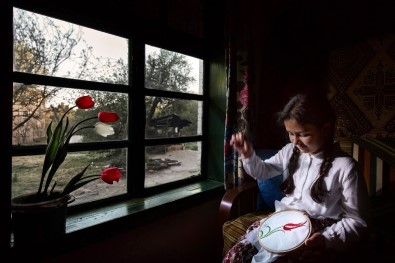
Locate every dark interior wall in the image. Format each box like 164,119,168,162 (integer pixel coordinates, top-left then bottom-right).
249,0,332,149
249,0,395,149
42,197,223,263
24,0,225,58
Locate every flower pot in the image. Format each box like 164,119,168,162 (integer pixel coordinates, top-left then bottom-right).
11,193,74,248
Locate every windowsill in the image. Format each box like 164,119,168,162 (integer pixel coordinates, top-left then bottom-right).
10,179,224,259
66,179,224,233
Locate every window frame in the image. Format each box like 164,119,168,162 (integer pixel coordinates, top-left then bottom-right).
10,3,211,210
5,1,226,253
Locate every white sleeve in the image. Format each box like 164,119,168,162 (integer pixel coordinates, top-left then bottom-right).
242,144,291,180
321,164,370,250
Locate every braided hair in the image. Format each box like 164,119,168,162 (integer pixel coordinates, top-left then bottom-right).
277,92,337,203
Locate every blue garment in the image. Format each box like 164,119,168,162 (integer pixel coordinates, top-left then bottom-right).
255,149,284,211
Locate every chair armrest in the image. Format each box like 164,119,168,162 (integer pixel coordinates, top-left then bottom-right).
218,181,259,228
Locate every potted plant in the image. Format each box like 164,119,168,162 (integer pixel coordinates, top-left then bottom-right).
11,95,122,248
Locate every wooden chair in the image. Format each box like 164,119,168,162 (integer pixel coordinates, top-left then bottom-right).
218,139,395,261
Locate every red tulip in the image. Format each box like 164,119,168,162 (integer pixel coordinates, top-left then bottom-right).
100,167,121,184
75,96,95,109
98,111,120,122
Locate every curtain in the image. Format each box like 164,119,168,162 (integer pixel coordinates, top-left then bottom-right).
224,0,254,190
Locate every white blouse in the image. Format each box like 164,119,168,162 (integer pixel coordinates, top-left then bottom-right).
242,142,370,251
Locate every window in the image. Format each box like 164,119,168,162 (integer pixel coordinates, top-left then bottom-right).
12,7,130,206
144,45,204,188
11,7,206,208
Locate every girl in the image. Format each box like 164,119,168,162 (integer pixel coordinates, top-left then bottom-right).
224,92,369,263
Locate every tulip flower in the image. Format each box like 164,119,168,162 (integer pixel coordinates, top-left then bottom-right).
98,111,120,122
76,95,95,109
37,95,121,200
100,167,121,184
95,122,115,137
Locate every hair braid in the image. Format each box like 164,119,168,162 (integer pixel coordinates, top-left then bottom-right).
280,146,300,194
311,143,334,202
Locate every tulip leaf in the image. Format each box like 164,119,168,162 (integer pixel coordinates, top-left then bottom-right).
39,119,63,194
46,121,53,144
62,164,99,195
44,118,71,193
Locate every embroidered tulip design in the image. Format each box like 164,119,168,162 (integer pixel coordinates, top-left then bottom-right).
259,220,307,239
283,222,306,231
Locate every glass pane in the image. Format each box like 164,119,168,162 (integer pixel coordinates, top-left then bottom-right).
145,142,201,187
12,83,128,145
145,45,203,95
145,96,202,138
12,149,127,206
13,8,129,85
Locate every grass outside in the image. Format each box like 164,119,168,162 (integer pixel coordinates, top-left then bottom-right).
12,148,201,205
12,151,124,198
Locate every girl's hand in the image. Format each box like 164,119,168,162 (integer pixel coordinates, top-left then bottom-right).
229,132,253,159
305,232,326,249
299,232,326,262
287,233,327,262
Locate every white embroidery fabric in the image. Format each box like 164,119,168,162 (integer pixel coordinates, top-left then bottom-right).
246,203,311,263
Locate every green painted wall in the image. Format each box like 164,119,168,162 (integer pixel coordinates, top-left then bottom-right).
207,56,226,183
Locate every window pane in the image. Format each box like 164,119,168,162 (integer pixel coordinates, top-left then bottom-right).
12,83,128,145
13,7,129,85
145,142,201,187
145,45,203,95
12,149,127,206
145,97,202,138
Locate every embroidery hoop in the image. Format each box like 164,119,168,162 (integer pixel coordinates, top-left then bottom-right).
258,210,311,253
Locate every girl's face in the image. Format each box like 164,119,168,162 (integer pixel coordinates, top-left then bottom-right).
284,119,331,154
